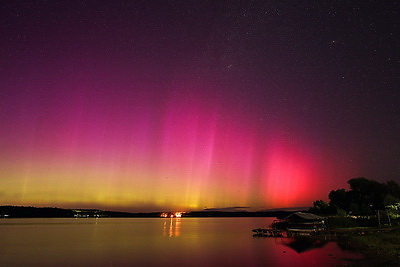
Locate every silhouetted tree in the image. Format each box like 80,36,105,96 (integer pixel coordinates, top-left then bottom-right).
327,178,400,215
347,177,385,212
385,180,400,199
329,188,349,211
309,200,335,214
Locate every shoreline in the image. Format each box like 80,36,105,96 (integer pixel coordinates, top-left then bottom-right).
0,205,295,218
337,227,400,266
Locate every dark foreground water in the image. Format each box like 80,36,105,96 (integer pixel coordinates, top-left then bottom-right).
0,217,362,266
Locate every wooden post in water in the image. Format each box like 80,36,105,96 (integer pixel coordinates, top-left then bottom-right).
386,210,392,227
377,210,381,227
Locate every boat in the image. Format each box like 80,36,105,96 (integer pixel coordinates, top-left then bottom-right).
251,228,284,237
252,212,327,237
283,212,326,236
286,227,324,236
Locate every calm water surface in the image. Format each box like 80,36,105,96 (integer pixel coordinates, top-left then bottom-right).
0,218,362,266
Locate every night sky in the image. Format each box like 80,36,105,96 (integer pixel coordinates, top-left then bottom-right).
1,1,399,212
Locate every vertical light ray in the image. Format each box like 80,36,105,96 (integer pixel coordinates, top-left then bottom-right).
262,136,313,207
0,80,334,211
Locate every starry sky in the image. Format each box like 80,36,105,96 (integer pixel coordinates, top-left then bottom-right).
1,1,399,212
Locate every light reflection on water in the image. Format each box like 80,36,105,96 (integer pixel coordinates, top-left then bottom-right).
163,218,181,237
0,218,362,266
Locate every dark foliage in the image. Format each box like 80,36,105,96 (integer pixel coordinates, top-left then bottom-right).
327,178,400,215
309,200,336,215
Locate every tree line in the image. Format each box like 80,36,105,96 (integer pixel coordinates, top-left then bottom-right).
310,177,400,216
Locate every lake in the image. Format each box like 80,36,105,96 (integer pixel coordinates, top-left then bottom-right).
0,217,362,266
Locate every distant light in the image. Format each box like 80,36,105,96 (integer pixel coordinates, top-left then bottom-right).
160,212,184,218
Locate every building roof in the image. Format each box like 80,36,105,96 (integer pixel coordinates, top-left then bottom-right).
284,212,325,221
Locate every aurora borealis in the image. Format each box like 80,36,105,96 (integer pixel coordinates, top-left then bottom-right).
1,1,399,212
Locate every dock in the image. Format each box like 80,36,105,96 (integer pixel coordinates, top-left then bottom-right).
252,228,284,237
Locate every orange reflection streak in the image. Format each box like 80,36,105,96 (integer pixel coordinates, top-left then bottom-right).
163,218,181,237
175,218,181,236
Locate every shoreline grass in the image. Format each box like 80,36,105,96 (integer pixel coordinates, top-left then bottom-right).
337,227,400,266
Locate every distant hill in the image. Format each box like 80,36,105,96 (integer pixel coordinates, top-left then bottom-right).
185,210,295,218
0,205,301,218
258,207,310,213
0,206,159,218
0,206,74,218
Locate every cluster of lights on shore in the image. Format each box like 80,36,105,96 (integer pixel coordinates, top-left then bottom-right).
160,212,184,218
